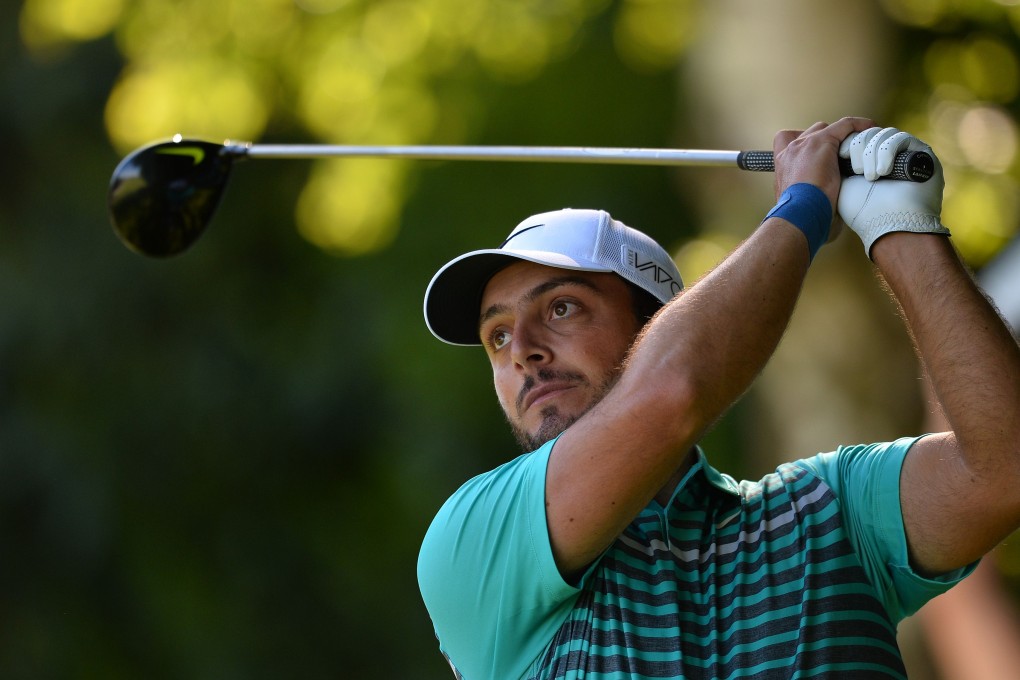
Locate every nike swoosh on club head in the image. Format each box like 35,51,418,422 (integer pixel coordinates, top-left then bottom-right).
157,147,206,165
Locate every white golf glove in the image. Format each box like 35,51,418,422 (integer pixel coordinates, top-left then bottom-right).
837,127,950,258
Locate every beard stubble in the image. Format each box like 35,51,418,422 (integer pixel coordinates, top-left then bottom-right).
507,366,619,452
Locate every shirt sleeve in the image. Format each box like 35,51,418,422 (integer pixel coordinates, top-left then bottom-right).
794,436,976,622
417,440,582,679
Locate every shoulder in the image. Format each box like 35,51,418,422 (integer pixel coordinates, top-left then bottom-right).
420,445,550,563
417,440,579,679
726,437,925,526
788,436,925,496
432,445,551,525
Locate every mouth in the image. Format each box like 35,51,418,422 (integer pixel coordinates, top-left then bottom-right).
520,381,576,415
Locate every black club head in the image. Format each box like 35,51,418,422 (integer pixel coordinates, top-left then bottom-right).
107,138,236,257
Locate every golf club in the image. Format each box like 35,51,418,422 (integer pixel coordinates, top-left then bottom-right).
107,136,935,258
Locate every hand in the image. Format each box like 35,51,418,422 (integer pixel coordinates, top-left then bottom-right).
773,117,875,245
837,127,949,257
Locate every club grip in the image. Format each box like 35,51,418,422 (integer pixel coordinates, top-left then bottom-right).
736,149,934,182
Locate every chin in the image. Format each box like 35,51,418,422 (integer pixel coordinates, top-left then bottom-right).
515,407,580,452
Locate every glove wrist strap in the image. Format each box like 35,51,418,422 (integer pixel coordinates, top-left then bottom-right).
859,215,951,259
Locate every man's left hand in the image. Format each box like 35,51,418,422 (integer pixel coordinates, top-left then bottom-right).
837,127,949,258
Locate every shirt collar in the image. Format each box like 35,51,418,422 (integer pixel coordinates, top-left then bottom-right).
692,447,741,496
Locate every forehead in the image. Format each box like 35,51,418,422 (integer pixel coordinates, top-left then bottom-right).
480,260,629,311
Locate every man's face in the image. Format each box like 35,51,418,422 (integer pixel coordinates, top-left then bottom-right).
478,260,643,451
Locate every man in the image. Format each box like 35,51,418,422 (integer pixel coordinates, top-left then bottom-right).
416,117,1020,679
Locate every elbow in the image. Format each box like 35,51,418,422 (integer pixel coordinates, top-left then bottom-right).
624,367,712,448
956,434,1020,520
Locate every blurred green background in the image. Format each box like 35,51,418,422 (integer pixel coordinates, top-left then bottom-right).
2,0,1019,678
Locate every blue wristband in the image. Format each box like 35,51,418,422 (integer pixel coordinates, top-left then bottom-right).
763,183,832,261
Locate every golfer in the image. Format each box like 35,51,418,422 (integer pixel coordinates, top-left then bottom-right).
417,117,1020,679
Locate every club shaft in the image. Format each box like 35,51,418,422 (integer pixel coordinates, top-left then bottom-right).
227,143,932,181
240,144,744,167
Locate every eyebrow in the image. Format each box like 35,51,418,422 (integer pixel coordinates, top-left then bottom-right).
477,275,602,332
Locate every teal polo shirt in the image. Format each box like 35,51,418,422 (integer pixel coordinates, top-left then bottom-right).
418,437,971,679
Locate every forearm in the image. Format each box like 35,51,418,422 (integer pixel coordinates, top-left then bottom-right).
621,217,811,445
618,118,867,452
873,233,1020,472
874,232,1020,570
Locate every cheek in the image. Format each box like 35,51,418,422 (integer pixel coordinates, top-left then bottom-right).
491,365,517,413
584,339,631,383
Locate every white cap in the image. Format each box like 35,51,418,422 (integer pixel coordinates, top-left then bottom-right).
424,208,683,345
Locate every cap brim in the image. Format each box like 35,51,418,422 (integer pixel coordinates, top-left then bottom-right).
423,248,609,346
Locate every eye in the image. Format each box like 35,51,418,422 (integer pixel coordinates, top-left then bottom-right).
550,300,578,319
489,328,511,351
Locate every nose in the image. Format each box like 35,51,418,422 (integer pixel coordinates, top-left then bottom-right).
510,320,550,369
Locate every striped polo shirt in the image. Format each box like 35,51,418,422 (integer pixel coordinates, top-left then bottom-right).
418,436,969,679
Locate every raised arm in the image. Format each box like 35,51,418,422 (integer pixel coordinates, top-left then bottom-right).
876,233,1020,573
545,117,876,577
837,128,1020,575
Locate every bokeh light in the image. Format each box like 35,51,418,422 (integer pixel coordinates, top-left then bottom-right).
903,21,1020,267
613,0,696,71
105,60,271,151
295,158,407,255
673,232,740,284
19,0,124,49
958,105,1017,173
942,171,1019,264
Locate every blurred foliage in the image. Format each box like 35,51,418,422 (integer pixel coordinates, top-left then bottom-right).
21,0,691,256
880,0,1020,265
2,0,1020,678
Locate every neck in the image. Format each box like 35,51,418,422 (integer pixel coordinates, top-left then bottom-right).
654,447,699,506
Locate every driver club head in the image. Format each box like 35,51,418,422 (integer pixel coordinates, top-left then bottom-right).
107,138,237,257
